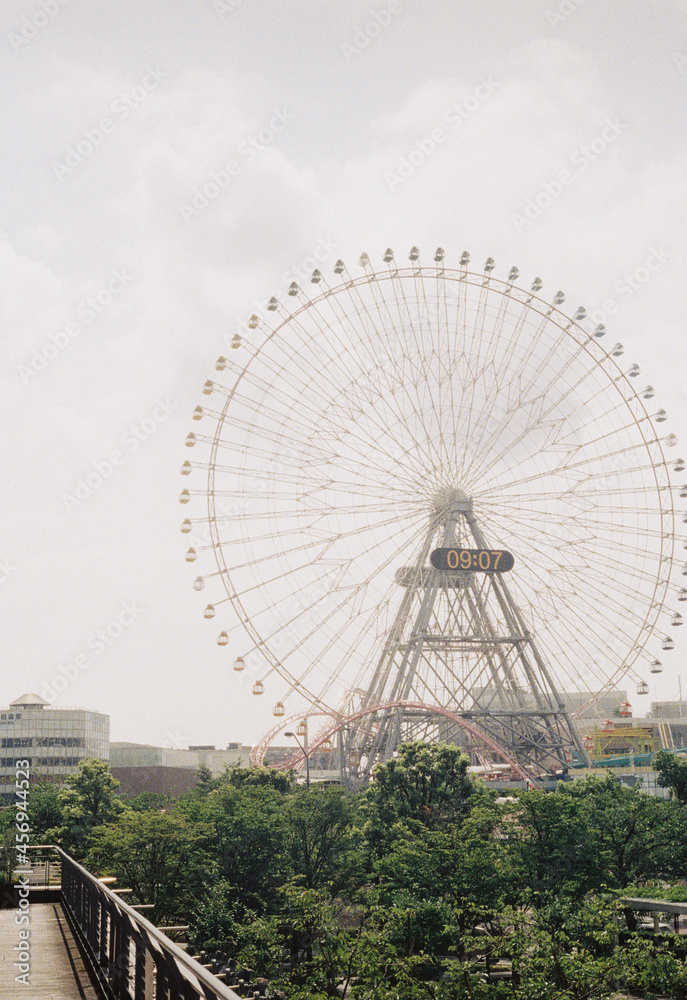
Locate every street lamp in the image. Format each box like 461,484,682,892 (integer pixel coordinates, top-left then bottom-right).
284,731,310,789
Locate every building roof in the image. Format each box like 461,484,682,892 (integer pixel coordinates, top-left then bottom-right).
10,693,50,707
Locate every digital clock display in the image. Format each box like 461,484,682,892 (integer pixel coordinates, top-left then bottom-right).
430,548,515,573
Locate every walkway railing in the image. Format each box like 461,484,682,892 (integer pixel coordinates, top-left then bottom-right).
28,845,242,1000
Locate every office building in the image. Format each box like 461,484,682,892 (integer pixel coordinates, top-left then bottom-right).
0,693,109,803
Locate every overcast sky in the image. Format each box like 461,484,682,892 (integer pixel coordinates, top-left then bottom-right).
1,0,686,749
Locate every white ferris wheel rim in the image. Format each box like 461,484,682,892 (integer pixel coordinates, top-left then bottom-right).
181,249,681,722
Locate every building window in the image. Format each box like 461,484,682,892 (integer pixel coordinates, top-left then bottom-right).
37,756,81,767
35,737,85,748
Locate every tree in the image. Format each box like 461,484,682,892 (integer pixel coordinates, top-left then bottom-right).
563,773,687,888
182,782,290,912
362,742,474,856
89,809,213,921
55,759,123,857
0,809,16,905
222,764,294,793
125,790,174,812
502,787,602,905
373,800,507,955
654,749,687,802
27,780,63,841
195,765,215,794
284,787,359,893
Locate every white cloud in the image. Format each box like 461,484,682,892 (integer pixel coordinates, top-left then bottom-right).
0,2,685,741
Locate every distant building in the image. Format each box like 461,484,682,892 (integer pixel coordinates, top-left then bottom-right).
0,693,109,803
109,741,252,797
109,741,251,775
108,741,301,797
649,701,687,720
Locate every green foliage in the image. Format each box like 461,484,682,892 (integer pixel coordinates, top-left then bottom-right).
182,782,291,912
655,749,687,802
362,741,474,856
0,808,16,891
50,743,687,1000
621,881,687,902
190,879,262,953
88,808,213,921
124,790,175,812
54,758,124,858
611,933,687,998
222,764,294,793
562,773,687,886
284,787,360,893
195,764,215,794
27,780,63,841
372,801,506,950
502,786,603,904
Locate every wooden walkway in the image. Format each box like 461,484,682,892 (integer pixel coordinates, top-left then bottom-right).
0,903,101,998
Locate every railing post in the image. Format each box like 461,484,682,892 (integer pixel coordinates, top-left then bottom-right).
155,951,170,1000
133,932,147,1000
113,921,129,997
100,897,109,972
108,898,121,994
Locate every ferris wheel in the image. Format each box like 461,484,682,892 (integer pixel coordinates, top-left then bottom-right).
180,246,683,776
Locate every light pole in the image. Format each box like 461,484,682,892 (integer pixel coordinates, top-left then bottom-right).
284,731,310,789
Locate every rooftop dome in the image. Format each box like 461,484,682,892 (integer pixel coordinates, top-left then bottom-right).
10,693,50,708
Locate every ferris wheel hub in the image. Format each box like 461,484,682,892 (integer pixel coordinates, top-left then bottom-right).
431,487,473,520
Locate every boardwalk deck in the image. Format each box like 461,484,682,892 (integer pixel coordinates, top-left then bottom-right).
0,902,101,999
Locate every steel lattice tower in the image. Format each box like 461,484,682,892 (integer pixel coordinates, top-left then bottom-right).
349,490,590,775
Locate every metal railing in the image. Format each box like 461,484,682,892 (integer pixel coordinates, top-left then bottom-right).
28,846,242,1000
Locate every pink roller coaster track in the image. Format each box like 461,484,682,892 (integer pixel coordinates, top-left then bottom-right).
251,700,537,784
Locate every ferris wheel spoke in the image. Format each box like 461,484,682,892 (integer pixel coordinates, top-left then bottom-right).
496,514,667,611
456,278,522,473
401,267,456,470
479,517,666,647
488,436,665,496
279,592,401,706
233,512,427,629
377,272,456,473
499,345,636,464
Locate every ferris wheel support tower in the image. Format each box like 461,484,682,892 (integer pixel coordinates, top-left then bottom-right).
352,490,590,775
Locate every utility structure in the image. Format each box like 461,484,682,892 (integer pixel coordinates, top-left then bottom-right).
349,489,589,776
